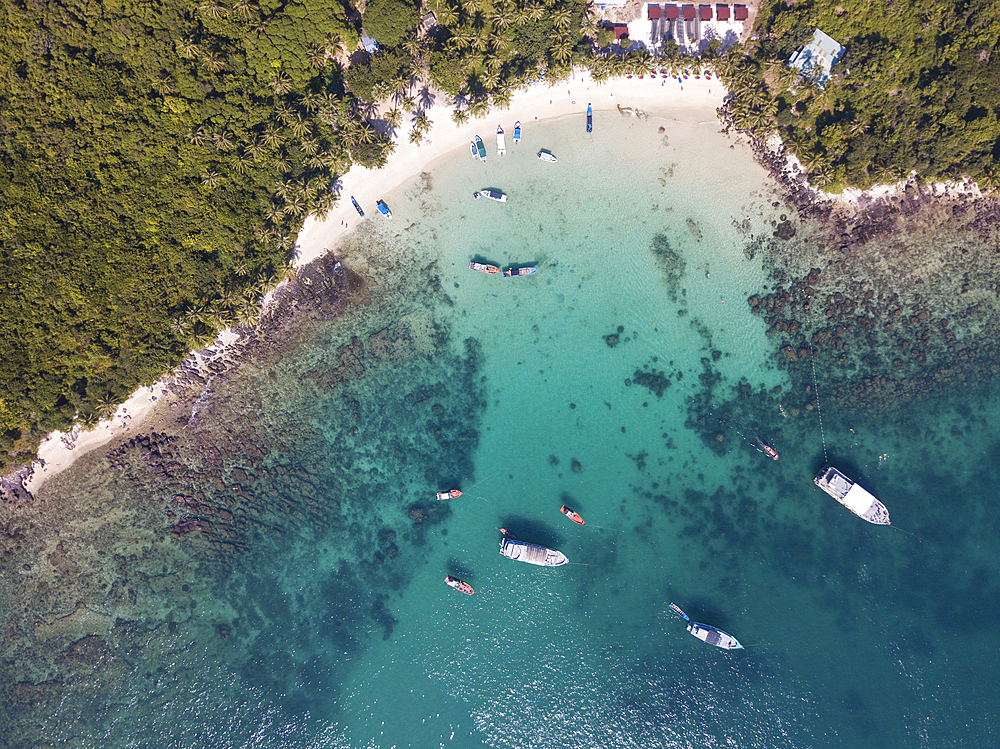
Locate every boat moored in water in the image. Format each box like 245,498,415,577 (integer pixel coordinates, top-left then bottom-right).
513,121,521,143
470,262,501,274
537,151,557,163
473,189,507,202
762,444,779,460
435,489,463,500
669,602,744,650
350,196,364,216
499,537,568,567
496,125,506,155
813,464,890,525
445,575,475,595
560,505,585,525
475,134,487,160
586,103,593,133
376,200,392,218
503,267,538,277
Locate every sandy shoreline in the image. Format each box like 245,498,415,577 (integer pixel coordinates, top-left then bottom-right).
16,71,727,497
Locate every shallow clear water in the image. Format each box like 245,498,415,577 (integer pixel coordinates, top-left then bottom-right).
6,109,1000,749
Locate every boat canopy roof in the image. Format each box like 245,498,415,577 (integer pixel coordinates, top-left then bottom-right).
843,483,877,514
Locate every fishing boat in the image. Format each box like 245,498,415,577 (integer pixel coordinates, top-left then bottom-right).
499,537,568,567
503,267,538,277
473,189,507,202
475,134,487,161
496,125,506,156
813,464,890,525
470,261,501,274
435,489,463,500
669,602,744,650
560,504,585,525
537,151,557,163
761,444,779,460
376,200,392,219
445,575,475,595
586,103,593,133
513,121,521,143
350,196,364,217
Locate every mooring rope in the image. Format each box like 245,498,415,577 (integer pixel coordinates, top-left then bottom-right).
805,304,829,463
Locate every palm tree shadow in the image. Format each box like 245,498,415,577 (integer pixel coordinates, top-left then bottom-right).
418,85,436,110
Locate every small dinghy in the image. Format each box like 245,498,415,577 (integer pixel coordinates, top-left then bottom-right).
499,536,568,567
503,267,538,277
470,261,500,274
376,200,392,219
350,196,364,217
560,504,585,525
435,489,463,501
497,527,518,539
669,602,743,650
445,575,475,595
473,189,507,202
537,151,557,163
513,121,521,143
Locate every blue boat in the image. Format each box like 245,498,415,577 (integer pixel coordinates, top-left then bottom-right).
586,103,592,133
350,196,364,217
475,134,487,161
669,602,743,650
376,200,392,219
503,267,538,277
513,121,521,143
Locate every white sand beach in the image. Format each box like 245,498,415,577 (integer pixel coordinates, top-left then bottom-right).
295,70,726,266
19,71,727,496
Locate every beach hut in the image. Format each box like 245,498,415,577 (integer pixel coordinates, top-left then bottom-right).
613,23,630,41
683,4,696,19
734,4,748,20
648,4,661,19
716,4,730,21
699,5,712,20
664,4,679,18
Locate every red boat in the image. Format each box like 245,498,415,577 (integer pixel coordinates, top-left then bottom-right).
762,444,779,461
445,575,474,595
560,505,586,525
436,489,463,500
470,262,500,274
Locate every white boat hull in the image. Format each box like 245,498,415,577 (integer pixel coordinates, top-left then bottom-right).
499,538,568,566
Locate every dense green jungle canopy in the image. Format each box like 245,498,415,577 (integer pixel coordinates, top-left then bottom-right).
0,0,996,472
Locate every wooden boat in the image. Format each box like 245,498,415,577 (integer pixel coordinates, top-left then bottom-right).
435,489,463,500
762,444,779,460
669,602,744,650
503,267,538,277
496,125,506,156
537,151,557,163
497,527,518,539
473,189,507,202
499,537,568,567
813,465,890,525
470,262,500,274
445,575,475,595
350,196,364,217
586,103,593,133
513,121,521,143
376,200,392,219
470,140,479,159
475,134,487,160
560,504,585,525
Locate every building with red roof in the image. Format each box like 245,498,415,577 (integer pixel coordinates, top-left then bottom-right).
664,4,679,19
734,4,748,20
683,5,696,19
648,4,662,19
716,4,730,20
699,5,712,20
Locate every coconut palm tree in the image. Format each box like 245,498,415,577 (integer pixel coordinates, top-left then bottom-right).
177,38,199,59
201,170,221,188
269,73,293,95
300,136,319,155
213,130,234,151
233,0,254,20
290,115,311,140
199,2,224,20
186,126,206,145
452,108,470,125
232,152,252,174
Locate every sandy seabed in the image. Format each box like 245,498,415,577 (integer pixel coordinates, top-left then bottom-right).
18,71,726,496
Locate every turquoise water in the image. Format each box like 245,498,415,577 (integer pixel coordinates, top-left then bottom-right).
5,109,1000,748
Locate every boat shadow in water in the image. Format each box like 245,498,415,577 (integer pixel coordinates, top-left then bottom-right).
498,515,565,549
470,254,502,267
673,597,739,633
559,491,584,513
446,558,478,580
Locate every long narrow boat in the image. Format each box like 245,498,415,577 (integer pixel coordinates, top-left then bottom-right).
503,267,538,277
513,121,521,143
470,140,479,159
496,125,506,156
445,575,475,595
499,537,568,567
813,465,890,524
586,103,593,133
435,489,462,500
350,196,364,217
560,504,585,525
470,261,500,274
669,602,744,650
475,134,487,161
